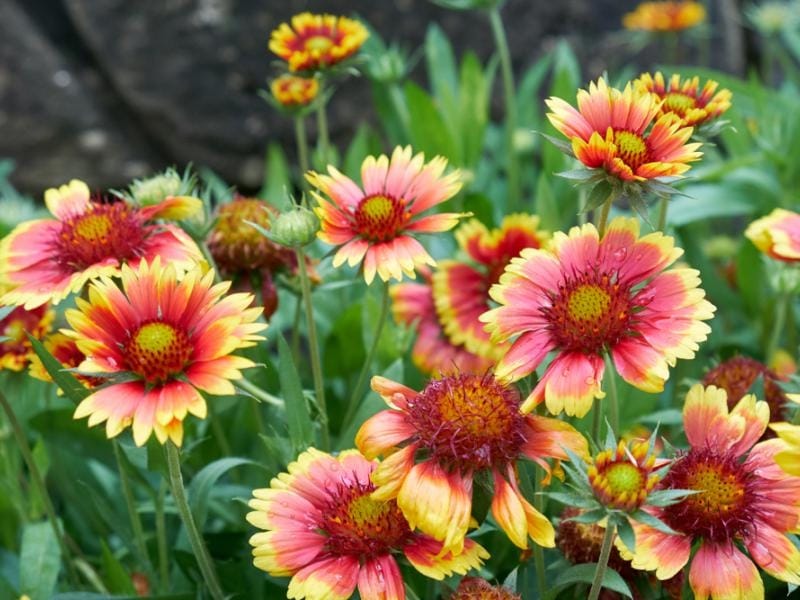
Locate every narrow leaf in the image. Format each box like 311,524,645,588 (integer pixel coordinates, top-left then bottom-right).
187,457,259,528
277,334,314,453
19,521,61,600
28,335,90,404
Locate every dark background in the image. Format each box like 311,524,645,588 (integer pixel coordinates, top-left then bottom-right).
0,0,749,196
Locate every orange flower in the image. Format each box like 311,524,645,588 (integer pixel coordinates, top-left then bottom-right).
269,13,368,72
308,146,465,284
356,373,587,553
745,208,800,262
270,74,319,107
247,448,488,599
0,299,53,371
0,180,202,309
635,72,732,128
65,258,265,446
546,78,702,183
623,1,706,32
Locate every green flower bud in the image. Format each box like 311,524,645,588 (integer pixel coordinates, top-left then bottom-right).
129,169,183,206
270,207,320,248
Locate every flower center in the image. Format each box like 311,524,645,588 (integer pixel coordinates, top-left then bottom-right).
660,448,757,543
543,272,632,355
405,373,525,470
613,130,649,170
320,483,412,557
304,35,334,54
57,201,149,270
663,92,696,116
353,194,408,242
604,462,644,496
125,321,192,383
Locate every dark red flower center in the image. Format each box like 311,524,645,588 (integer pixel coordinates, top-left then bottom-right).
353,194,408,242
56,200,149,270
320,482,412,557
659,447,759,544
613,130,650,170
542,271,634,355
405,373,525,470
124,320,193,383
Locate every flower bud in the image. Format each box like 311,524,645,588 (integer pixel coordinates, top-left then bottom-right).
270,207,320,248
129,169,183,206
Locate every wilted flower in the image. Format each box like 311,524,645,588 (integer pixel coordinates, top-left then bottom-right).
0,180,203,309
356,373,587,553
623,1,706,31
65,258,265,446
481,217,715,417
247,448,488,599
269,13,368,72
308,146,465,284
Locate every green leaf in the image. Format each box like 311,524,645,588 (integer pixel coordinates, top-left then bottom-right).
546,492,599,509
277,335,314,453
99,541,136,594
260,144,293,210
630,508,679,534
458,51,491,167
425,24,458,109
565,508,607,524
667,183,757,226
581,179,614,214
405,82,459,164
28,335,90,404
52,594,194,600
639,409,683,426
616,517,636,554
19,521,61,600
551,563,632,599
188,457,259,528
646,489,698,507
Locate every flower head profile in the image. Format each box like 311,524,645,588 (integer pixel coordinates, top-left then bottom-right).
745,208,800,262
0,180,203,309
270,74,319,108
635,72,732,128
269,13,368,72
308,146,465,284
28,332,102,390
481,217,715,417
356,373,588,553
546,78,702,184
620,385,800,598
623,1,706,32
247,448,488,600
0,299,53,371
65,258,266,446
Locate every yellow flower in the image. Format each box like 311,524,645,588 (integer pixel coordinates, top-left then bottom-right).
269,13,368,72
623,1,706,32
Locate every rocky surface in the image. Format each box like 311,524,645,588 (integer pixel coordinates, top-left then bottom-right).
1,0,742,196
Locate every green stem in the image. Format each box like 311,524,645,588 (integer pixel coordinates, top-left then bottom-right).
164,442,224,600
532,472,547,599
236,377,285,408
0,390,79,585
344,282,390,429
604,353,620,434
767,293,789,361
155,480,170,591
315,85,331,166
112,441,153,576
296,247,329,450
587,521,616,600
591,399,602,445
291,294,303,365
596,191,615,238
489,6,520,211
656,196,670,232
294,116,310,190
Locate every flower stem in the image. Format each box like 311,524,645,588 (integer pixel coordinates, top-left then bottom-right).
291,294,303,364
767,293,789,362
155,480,170,591
596,191,615,238
296,246,329,450
294,115,310,189
315,84,331,166
489,5,520,212
588,521,617,600
604,353,620,434
164,441,224,600
532,471,547,599
112,441,153,577
236,377,285,408
344,282,390,429
0,390,80,585
656,196,670,232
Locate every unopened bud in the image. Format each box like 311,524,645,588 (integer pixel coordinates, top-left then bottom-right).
270,207,320,248
129,169,183,206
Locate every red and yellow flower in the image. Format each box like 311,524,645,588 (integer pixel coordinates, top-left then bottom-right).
745,208,800,262
481,217,715,417
28,332,103,390
546,78,702,182
392,215,547,375
247,448,488,600
308,146,465,284
0,180,203,310
270,74,319,107
635,72,732,128
620,385,800,598
391,269,495,376
64,258,265,446
356,373,587,553
0,296,53,371
269,13,368,72
623,1,706,32
588,438,660,512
